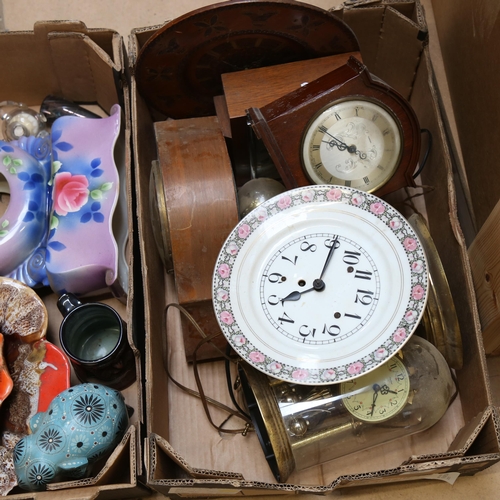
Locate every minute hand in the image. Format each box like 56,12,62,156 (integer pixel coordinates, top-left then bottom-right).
321,130,367,159
319,236,340,281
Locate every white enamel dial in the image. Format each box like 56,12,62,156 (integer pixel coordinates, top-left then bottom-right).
301,98,402,192
261,233,380,345
213,186,428,385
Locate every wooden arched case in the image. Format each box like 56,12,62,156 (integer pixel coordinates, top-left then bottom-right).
247,56,421,198
151,116,239,361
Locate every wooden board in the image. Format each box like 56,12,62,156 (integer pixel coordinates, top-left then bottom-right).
221,51,362,120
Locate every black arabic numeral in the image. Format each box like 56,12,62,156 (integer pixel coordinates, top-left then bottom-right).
355,289,374,306
343,250,360,265
300,241,317,252
267,272,284,283
267,295,280,306
354,269,373,280
299,325,316,338
278,312,295,324
323,324,341,337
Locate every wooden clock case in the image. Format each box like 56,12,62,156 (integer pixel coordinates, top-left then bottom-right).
247,56,422,198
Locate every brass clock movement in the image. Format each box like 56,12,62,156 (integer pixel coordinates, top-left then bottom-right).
238,335,456,482
247,56,421,198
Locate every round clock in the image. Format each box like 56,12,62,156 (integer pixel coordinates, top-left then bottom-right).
135,0,359,118
340,354,410,422
213,185,428,385
301,98,402,192
248,57,421,197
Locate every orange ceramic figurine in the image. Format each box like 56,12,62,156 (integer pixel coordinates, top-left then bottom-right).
0,276,70,495
0,333,13,406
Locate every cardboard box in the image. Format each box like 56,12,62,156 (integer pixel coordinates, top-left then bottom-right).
428,0,500,368
0,21,149,499
130,0,500,496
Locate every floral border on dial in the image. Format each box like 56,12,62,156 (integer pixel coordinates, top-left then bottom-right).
213,185,428,385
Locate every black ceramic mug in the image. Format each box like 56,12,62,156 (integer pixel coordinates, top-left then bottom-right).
57,293,136,391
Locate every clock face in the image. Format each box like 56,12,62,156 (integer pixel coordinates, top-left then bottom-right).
301,98,403,192
261,233,380,345
341,355,410,422
213,185,428,385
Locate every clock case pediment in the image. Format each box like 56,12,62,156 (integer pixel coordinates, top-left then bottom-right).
247,56,421,198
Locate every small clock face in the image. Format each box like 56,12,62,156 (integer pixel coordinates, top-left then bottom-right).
341,355,410,422
301,98,402,192
213,185,428,385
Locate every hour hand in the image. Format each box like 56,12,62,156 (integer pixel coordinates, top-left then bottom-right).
280,279,325,304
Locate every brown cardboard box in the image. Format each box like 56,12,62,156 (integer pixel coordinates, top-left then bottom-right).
0,21,149,499
428,0,500,364
130,0,500,496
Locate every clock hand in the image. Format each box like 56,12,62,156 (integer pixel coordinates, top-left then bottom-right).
280,237,338,304
319,236,340,281
370,384,381,416
280,279,325,304
380,384,398,395
321,132,368,160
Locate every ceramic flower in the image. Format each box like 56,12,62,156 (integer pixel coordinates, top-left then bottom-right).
393,327,407,343
220,311,234,325
238,224,251,239
233,335,246,346
277,195,292,209
216,289,229,301
267,361,282,374
389,217,402,230
347,361,364,375
411,260,425,273
254,207,268,222
53,172,89,216
412,284,425,300
292,368,309,380
249,351,265,363
217,263,230,278
301,189,315,202
370,202,385,215
404,237,418,251
326,187,343,201
226,241,239,255
374,347,389,360
321,369,336,381
351,193,365,206
405,310,418,323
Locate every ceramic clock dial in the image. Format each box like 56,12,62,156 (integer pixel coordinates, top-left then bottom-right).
302,98,402,192
213,185,428,385
341,355,410,422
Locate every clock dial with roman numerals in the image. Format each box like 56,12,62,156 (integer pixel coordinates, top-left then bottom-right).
302,98,402,192
213,185,428,385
